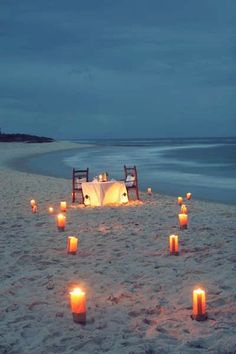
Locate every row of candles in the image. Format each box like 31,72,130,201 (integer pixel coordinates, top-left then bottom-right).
147,189,190,229
69,287,207,324
30,191,207,323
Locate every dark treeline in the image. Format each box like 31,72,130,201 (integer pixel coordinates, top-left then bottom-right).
0,132,54,143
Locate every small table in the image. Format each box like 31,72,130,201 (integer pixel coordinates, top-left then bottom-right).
81,181,128,206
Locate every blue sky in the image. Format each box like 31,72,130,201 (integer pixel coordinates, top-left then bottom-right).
0,0,235,138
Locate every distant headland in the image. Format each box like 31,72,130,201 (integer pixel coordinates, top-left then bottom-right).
0,131,54,143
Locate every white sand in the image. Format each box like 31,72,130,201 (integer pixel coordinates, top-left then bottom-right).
0,142,236,354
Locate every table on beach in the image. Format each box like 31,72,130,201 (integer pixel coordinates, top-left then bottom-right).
81,180,128,206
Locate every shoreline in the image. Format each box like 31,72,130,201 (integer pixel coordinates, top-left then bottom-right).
4,141,92,180
0,140,86,170
1,141,235,207
0,141,236,353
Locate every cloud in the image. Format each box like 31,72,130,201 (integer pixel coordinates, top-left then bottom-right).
0,0,235,138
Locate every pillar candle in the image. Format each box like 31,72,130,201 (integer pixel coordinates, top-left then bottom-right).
67,236,78,255
30,199,36,207
178,213,188,229
84,195,91,206
177,197,183,205
192,288,207,321
60,201,67,212
169,234,179,255
120,192,128,204
70,288,86,324
186,192,192,200
57,213,66,231
147,187,152,195
180,204,188,214
32,204,38,213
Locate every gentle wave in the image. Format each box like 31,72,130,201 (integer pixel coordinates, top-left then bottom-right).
22,137,236,204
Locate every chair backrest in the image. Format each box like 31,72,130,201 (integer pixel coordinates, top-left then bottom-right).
124,165,138,187
72,168,89,190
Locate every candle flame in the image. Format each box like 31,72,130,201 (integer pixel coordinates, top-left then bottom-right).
194,288,205,295
70,288,85,296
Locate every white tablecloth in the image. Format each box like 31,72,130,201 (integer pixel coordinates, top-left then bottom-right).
81,181,128,206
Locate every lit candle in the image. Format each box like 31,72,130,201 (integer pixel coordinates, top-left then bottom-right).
32,204,38,213
178,213,188,229
48,207,54,213
180,204,188,214
169,234,179,255
192,288,207,321
70,287,86,324
67,236,78,255
56,213,66,231
177,197,183,205
60,201,67,212
84,195,91,206
30,199,36,207
186,192,192,200
120,192,128,204
147,187,152,195
98,174,103,182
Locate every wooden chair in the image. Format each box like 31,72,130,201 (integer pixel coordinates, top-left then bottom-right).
124,165,140,200
72,168,89,203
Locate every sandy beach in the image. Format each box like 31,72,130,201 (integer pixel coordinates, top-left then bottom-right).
0,141,236,354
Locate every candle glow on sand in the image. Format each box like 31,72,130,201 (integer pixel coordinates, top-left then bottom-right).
192,288,207,321
70,287,86,324
67,236,78,255
48,206,54,213
178,213,188,229
60,201,67,212
57,213,66,231
169,234,179,255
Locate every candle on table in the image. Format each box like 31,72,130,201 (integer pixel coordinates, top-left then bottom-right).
147,187,152,195
180,204,188,214
186,192,192,200
70,287,86,324
169,234,179,255
67,236,78,255
192,288,207,321
177,197,183,205
178,213,188,229
98,174,103,182
57,213,66,231
60,201,67,212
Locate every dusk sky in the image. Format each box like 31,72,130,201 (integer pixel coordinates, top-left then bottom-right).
0,0,235,139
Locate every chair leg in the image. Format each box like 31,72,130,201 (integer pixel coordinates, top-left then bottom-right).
81,191,84,205
72,191,75,203
127,189,130,201
136,188,140,200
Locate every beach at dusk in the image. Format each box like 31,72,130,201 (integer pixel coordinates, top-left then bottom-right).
1,141,236,353
1,0,236,353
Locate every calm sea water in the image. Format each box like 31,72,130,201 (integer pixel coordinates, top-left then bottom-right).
17,138,236,204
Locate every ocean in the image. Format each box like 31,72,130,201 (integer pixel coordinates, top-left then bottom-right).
16,137,236,205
